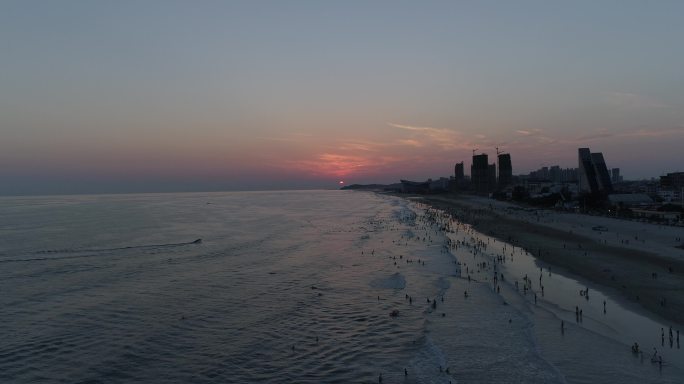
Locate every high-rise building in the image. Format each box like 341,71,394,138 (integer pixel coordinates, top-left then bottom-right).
579,148,598,193
471,154,490,194
549,165,561,183
541,166,550,180
591,153,613,193
527,165,577,183
455,162,464,180
497,153,512,189
578,148,612,194
560,167,578,183
661,172,684,189
611,168,621,184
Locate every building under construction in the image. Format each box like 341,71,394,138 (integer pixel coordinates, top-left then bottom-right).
497,153,512,189
471,153,497,194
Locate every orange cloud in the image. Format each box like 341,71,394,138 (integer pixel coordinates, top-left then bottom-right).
276,152,405,179
386,122,480,150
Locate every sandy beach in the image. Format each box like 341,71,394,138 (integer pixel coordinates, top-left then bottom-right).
416,193,684,326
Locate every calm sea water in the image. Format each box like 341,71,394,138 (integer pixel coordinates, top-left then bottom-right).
0,191,681,383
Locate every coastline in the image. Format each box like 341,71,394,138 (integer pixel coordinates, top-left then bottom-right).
395,192,684,326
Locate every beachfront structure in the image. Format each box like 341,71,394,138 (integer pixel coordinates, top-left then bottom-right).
661,171,684,190
660,172,684,204
497,153,512,189
608,193,653,207
429,177,450,192
631,208,682,224
399,178,450,194
578,148,613,194
399,179,430,194
454,162,465,180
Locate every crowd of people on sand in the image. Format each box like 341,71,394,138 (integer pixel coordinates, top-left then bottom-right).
407,201,680,380
307,200,681,381
433,202,682,355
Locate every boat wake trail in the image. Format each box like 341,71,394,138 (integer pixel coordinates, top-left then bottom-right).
0,239,202,263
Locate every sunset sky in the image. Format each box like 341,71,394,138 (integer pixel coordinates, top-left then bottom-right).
2,1,684,195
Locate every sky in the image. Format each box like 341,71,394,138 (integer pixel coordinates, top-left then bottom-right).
2,1,683,195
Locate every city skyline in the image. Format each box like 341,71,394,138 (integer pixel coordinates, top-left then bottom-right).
2,1,684,195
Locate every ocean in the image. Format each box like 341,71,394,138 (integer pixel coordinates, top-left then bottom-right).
0,190,681,383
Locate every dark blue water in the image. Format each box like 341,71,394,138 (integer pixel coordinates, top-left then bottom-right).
0,191,680,383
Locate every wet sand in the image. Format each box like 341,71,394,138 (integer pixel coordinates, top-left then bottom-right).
412,193,684,326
